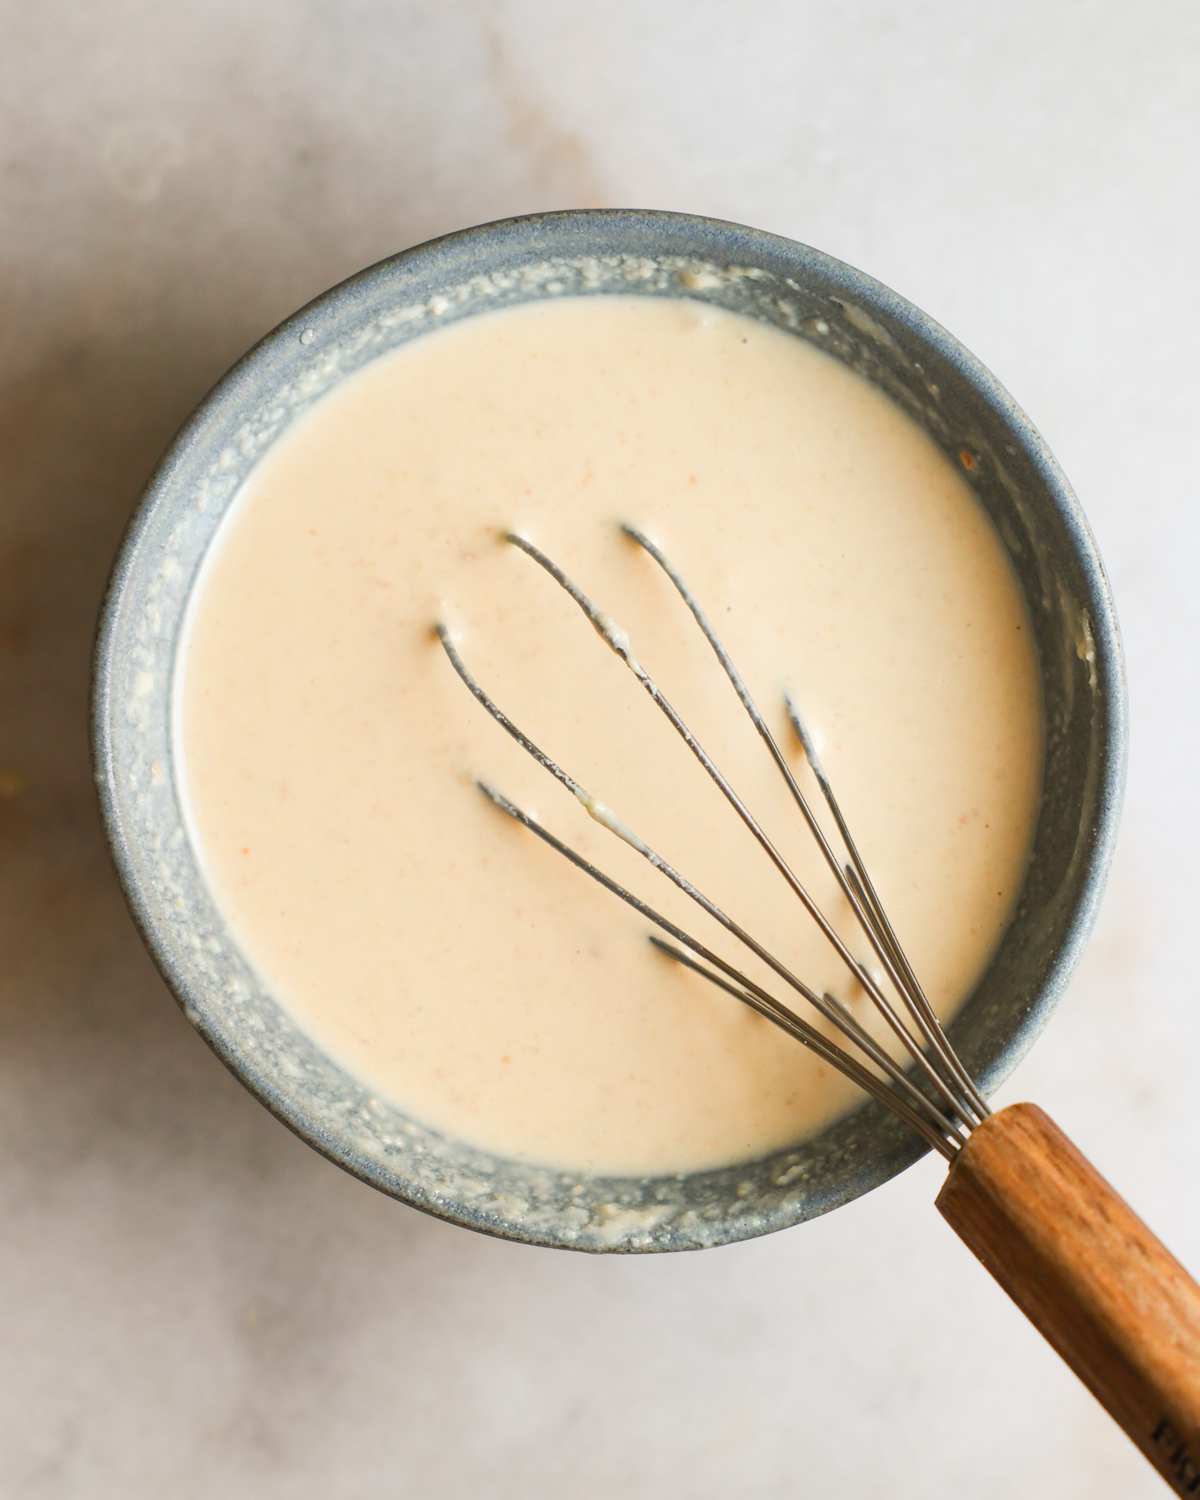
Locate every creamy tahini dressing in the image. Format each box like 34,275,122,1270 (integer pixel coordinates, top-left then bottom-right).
179,295,1043,1176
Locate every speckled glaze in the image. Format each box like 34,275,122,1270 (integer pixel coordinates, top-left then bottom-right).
90,211,1126,1253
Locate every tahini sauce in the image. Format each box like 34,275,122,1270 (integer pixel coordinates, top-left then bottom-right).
180,295,1042,1176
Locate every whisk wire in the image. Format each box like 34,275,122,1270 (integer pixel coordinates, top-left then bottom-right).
644,940,960,1159
836,855,989,1122
473,781,961,1159
436,527,997,1158
503,534,976,1129
436,621,967,1151
782,685,988,1112
621,525,987,1127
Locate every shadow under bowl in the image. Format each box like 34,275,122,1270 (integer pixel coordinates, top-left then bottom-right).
91,210,1126,1252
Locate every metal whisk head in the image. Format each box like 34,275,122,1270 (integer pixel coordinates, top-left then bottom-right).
436,528,991,1160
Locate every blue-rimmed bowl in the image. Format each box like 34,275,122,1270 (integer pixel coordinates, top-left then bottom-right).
90,210,1126,1251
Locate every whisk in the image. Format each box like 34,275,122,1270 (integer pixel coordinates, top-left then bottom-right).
438,527,1200,1495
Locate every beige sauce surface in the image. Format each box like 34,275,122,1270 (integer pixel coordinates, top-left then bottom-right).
180,295,1042,1176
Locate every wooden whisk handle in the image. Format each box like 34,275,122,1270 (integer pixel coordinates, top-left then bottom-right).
937,1103,1200,1493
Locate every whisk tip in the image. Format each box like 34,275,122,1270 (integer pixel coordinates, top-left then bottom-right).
476,782,549,835
783,688,824,771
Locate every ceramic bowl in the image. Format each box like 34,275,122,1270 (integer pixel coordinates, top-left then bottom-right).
91,210,1126,1251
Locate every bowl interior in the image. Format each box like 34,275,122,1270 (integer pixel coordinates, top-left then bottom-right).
91,210,1125,1252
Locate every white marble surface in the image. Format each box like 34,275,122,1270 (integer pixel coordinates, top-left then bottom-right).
2,2,1198,1494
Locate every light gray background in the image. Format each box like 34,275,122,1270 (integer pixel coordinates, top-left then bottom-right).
2,3,1197,1495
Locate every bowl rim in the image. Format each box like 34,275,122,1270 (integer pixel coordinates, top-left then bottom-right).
90,208,1128,1251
